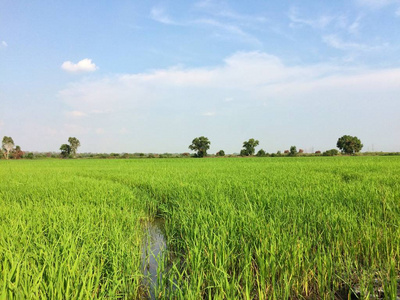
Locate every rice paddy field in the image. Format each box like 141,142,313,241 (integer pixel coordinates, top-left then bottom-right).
0,156,399,299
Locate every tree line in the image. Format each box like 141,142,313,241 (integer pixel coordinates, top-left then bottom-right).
188,135,364,157
1,134,366,160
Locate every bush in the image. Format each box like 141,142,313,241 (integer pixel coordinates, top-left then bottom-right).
26,153,34,159
289,146,297,156
323,149,339,156
216,150,225,157
256,149,266,157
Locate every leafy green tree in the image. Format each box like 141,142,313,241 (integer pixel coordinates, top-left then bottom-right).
336,135,363,155
68,137,81,158
189,136,210,157
60,144,71,158
242,138,259,156
256,149,266,157
289,146,297,156
323,149,339,156
216,150,225,157
2,136,14,160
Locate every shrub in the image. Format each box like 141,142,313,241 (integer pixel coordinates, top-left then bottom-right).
323,149,339,156
256,149,266,157
216,150,225,157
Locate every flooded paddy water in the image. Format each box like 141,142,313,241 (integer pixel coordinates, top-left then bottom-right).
141,218,167,299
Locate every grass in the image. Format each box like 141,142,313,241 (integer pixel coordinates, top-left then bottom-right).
0,157,399,299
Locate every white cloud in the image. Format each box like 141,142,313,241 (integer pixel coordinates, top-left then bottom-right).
150,7,177,25
61,58,98,73
289,7,334,29
202,111,216,116
323,34,382,51
396,7,400,15
0,41,7,48
59,51,400,116
194,18,261,45
66,110,87,117
57,51,400,153
348,16,362,34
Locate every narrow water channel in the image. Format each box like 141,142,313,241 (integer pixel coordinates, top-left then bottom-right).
141,218,167,299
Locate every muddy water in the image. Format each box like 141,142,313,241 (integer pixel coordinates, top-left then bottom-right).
141,218,166,299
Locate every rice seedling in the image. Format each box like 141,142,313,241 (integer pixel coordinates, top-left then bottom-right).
0,157,399,299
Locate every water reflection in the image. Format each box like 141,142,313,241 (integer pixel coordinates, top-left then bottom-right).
141,218,166,299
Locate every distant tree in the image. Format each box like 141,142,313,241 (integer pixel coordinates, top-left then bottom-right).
68,137,80,158
216,150,225,157
298,149,304,154
323,149,339,156
337,135,363,155
13,145,24,159
315,150,321,154
189,136,210,157
289,146,297,156
2,136,15,160
242,138,259,156
256,149,266,157
60,144,71,158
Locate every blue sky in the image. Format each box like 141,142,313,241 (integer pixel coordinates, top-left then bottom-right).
1,0,400,154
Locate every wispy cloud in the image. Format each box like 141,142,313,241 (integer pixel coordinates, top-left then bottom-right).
150,7,177,25
194,18,261,45
323,34,383,51
61,58,98,73
66,110,87,118
347,16,362,34
396,7,400,16
289,7,334,29
0,41,7,48
59,51,400,116
57,51,400,152
202,111,216,117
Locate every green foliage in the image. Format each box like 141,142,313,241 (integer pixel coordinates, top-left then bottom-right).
60,144,71,158
2,136,15,159
323,149,340,156
216,150,225,157
337,135,363,155
188,136,210,157
0,157,399,299
68,137,81,158
241,138,259,156
289,145,297,156
256,149,266,157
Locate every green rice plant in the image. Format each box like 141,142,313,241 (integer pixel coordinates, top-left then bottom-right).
1,157,399,299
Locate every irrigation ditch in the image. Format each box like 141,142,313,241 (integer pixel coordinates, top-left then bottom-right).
140,216,180,299
140,217,167,299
